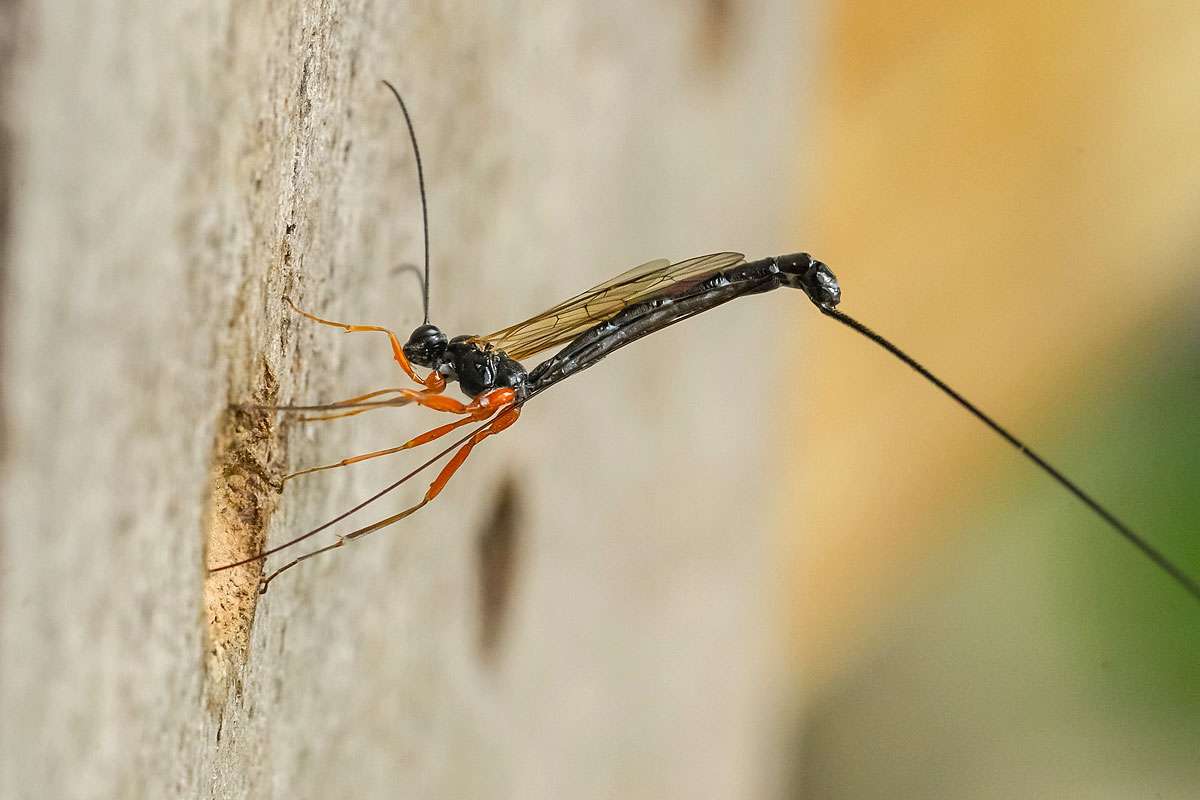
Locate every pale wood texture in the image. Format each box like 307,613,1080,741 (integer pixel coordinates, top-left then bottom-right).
0,2,819,798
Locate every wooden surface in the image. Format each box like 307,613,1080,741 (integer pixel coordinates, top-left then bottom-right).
0,2,819,798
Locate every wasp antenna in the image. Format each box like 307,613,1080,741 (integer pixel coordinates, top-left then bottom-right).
381,79,432,324
821,305,1200,605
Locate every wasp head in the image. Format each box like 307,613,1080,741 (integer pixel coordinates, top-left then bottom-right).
403,324,449,368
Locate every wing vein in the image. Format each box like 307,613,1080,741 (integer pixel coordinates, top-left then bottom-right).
481,253,745,361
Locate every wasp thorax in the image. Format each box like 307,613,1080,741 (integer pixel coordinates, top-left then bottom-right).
403,324,449,368
443,337,530,399
442,337,495,397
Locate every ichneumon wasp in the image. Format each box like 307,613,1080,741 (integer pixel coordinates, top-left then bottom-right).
209,81,1200,606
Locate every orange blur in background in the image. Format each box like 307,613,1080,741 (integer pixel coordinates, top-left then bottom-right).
780,3,1200,796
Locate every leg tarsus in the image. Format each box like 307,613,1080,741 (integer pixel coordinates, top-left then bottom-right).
296,387,425,422
259,537,345,593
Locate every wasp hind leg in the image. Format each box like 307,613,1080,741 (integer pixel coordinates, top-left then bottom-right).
258,404,522,593
280,388,518,482
281,416,478,483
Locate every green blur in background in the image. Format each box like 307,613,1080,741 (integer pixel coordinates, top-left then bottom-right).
798,315,1200,797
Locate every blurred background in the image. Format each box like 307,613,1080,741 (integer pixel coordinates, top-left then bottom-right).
2,2,1198,798
786,2,1200,796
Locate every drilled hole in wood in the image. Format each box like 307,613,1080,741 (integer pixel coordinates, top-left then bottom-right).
476,474,522,663
202,360,286,711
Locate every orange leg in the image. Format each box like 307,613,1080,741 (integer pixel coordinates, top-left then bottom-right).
299,407,391,423
259,405,521,592
404,386,516,416
293,387,422,422
273,385,516,420
283,417,477,482
285,297,445,391
282,387,517,481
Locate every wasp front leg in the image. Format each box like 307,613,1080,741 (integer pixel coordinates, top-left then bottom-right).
284,297,445,391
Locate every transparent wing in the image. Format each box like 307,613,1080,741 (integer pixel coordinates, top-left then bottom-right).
481,252,746,361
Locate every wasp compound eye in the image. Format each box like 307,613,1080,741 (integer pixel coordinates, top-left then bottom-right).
403,324,448,367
